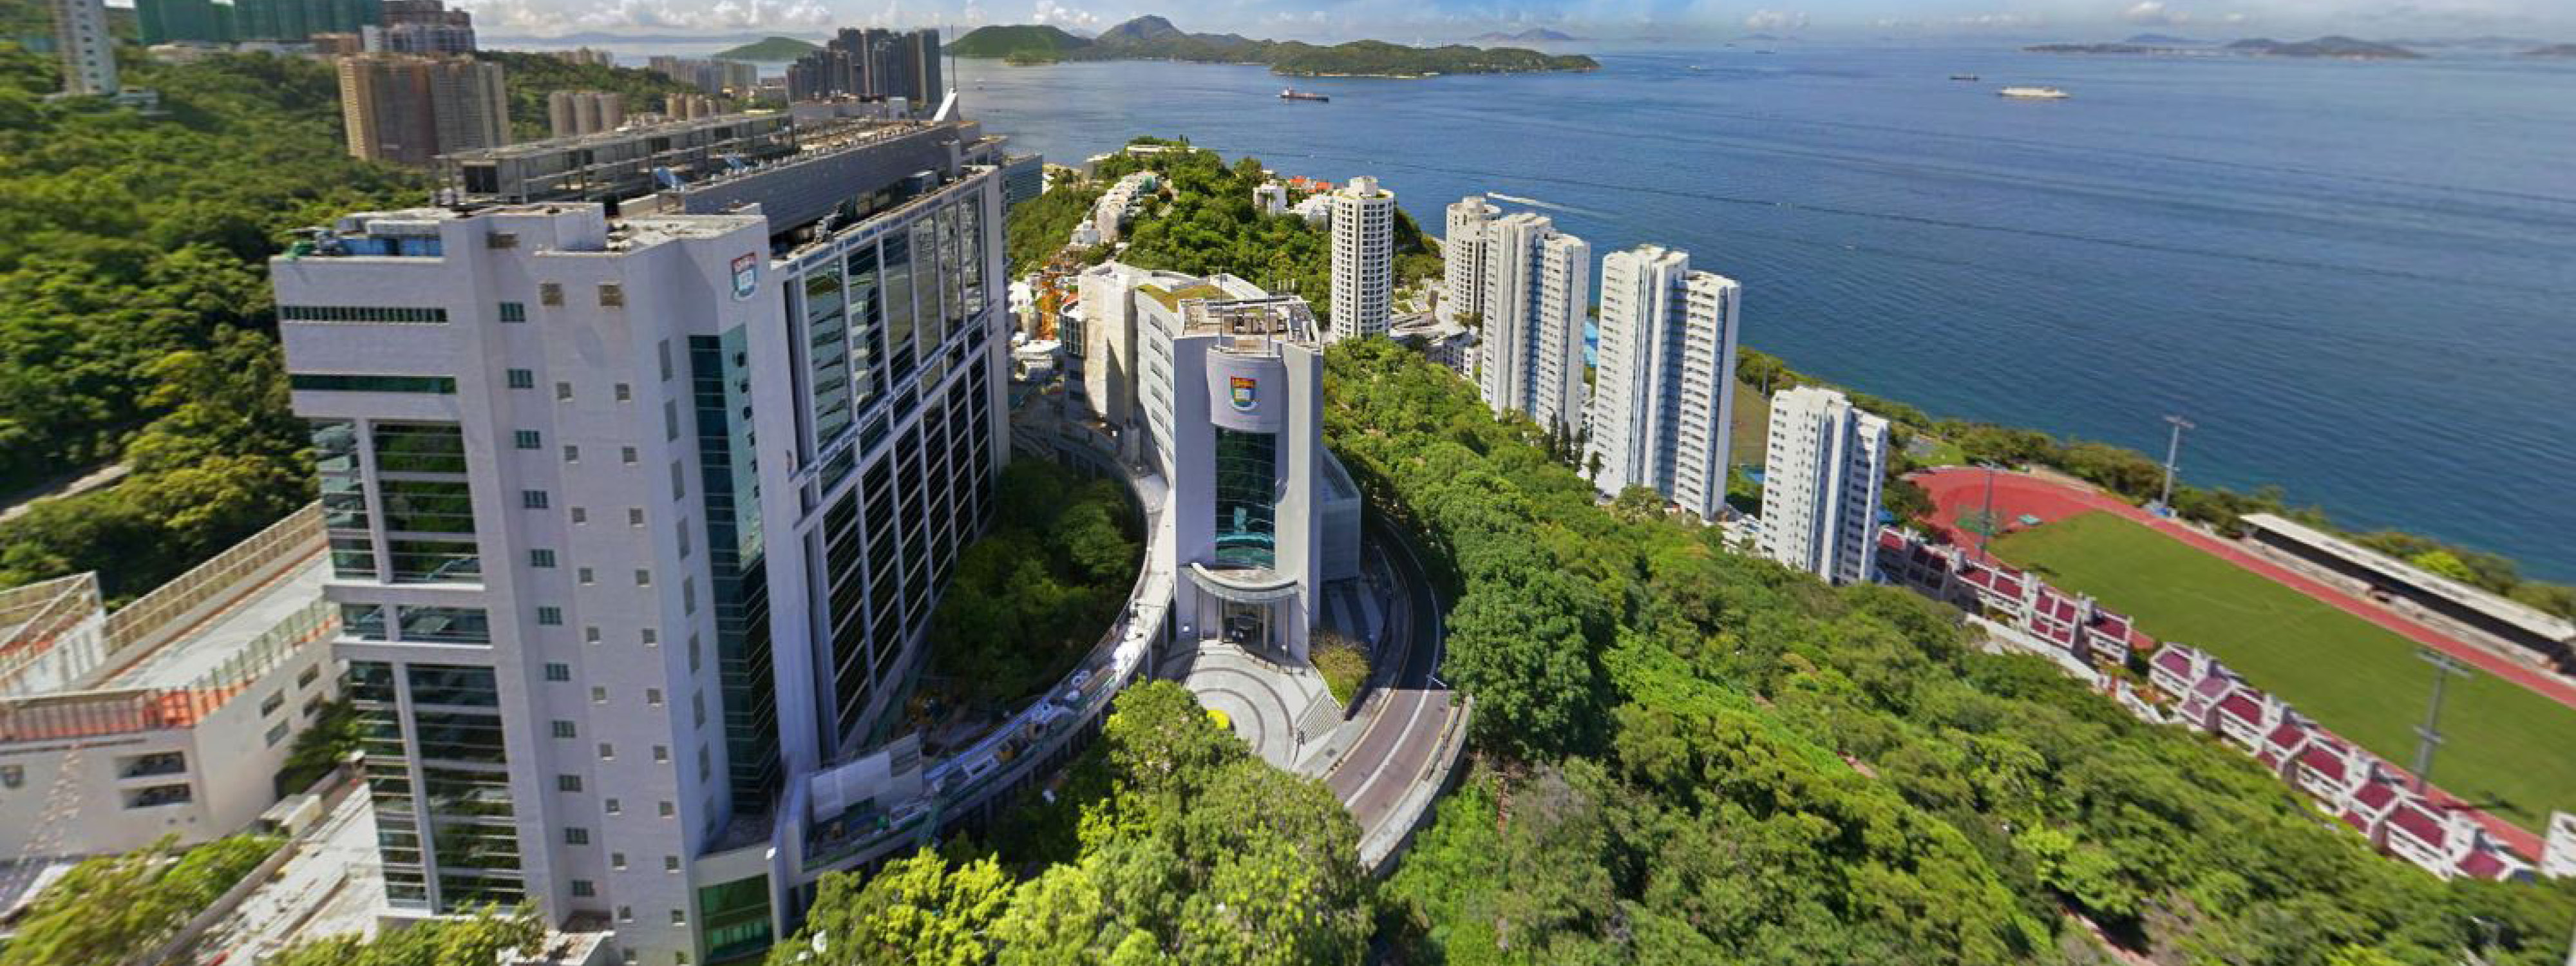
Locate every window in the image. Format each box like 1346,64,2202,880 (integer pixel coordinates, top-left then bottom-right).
571,507,589,524
634,569,652,587
578,567,595,585
507,368,535,389
605,798,622,815
658,800,674,818
260,691,286,715
645,688,663,706
612,853,628,870
627,508,645,527
669,462,686,500
265,721,291,746
536,606,564,626
522,490,550,509
558,774,583,792
591,686,607,704
530,549,556,568
399,606,491,644
658,341,674,381
664,855,680,873
564,444,581,463
514,430,542,450
551,720,576,739
571,880,596,898
289,374,457,394
598,283,625,307
297,664,321,688
565,827,591,846
652,745,668,762
598,743,615,760
499,301,527,322
584,625,602,644
614,383,632,402
620,446,639,466
640,629,658,647
670,909,687,925
538,283,562,307
544,663,571,682
556,382,574,402
618,905,632,922
664,401,680,441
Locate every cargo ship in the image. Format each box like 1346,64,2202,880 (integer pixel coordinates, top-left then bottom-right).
1279,89,1330,102
1949,73,1980,81
1998,86,2071,99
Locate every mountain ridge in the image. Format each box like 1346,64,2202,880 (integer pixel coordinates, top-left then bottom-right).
945,15,1598,77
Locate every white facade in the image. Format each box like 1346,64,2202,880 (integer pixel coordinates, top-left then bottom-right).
1757,386,1889,585
1441,195,1498,327
1474,212,1590,433
1131,279,1335,661
50,0,118,95
1327,176,1396,341
1253,182,1289,217
0,509,339,864
272,163,1008,964
1585,245,1741,520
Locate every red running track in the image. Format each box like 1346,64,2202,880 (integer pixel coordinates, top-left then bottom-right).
1912,468,2576,712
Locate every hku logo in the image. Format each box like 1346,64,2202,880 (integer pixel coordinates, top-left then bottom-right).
732,254,758,301
1230,376,1258,412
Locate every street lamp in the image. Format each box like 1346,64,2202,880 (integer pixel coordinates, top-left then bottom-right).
2156,414,2195,514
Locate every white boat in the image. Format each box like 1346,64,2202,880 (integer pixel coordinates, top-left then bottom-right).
1998,86,2071,100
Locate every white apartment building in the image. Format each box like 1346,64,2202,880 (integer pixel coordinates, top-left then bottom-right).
1327,176,1396,341
1585,245,1741,520
1757,386,1889,585
1475,212,1591,433
1127,280,1354,661
49,0,117,96
0,509,340,862
1253,182,1289,217
272,157,1007,964
1442,195,1499,327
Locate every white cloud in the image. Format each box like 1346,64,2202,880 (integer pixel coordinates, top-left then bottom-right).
455,0,830,33
2123,1,2189,25
1743,9,1808,31
1029,0,1098,30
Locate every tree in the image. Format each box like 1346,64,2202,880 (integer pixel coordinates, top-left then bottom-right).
771,852,1015,966
269,907,544,966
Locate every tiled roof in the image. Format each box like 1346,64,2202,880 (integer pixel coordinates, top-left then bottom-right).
2217,692,2264,724
2298,744,2348,782
2387,804,2447,848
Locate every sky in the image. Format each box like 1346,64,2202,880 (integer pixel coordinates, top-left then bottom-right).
450,0,2576,44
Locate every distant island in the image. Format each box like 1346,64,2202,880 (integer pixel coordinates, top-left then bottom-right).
946,15,1599,77
2027,35,2423,60
2523,43,2576,58
712,35,819,61
1470,28,1584,44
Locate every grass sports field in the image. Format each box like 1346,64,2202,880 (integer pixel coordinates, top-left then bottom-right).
1993,511,2576,833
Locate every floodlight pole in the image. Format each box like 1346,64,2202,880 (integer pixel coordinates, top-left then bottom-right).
2410,649,2473,792
1979,462,1998,559
2157,414,2195,512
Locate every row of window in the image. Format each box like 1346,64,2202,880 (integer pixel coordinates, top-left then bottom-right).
281,305,450,324
291,374,457,395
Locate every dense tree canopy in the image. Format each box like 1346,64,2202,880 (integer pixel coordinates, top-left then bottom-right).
267,907,545,966
0,835,280,966
773,681,1371,966
0,43,422,600
929,459,1141,705
1320,339,2576,965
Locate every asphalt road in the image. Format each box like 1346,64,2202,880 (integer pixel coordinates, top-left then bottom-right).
1326,518,1454,838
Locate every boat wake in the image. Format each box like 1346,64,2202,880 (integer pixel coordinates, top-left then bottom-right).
1489,192,1603,216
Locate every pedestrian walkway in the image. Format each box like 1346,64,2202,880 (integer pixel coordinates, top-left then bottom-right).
1170,641,1334,770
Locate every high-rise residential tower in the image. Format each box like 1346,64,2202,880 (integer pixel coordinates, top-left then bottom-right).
546,90,625,138
50,0,118,96
1327,176,1395,341
274,144,1007,964
337,53,507,166
1441,195,1498,328
1474,212,1589,433
1585,245,1741,520
1757,386,1889,585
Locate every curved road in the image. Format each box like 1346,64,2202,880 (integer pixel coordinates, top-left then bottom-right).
1325,518,1454,842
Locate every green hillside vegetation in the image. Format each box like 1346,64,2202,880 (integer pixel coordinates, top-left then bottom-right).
1088,140,1441,316
1993,510,2576,833
947,15,1598,77
1319,340,2576,964
711,35,819,61
268,908,545,966
945,23,1092,59
0,44,423,601
930,460,1140,706
477,50,701,140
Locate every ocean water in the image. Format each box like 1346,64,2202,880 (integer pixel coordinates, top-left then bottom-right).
949,47,2576,580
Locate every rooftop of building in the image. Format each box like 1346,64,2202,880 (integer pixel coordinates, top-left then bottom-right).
440,110,795,165
2241,511,2576,641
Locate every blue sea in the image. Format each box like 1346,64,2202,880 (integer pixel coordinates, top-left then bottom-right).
947,46,2576,580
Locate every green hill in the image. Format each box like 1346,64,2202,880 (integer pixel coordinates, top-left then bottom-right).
945,24,1092,60
949,15,1596,77
712,35,819,61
